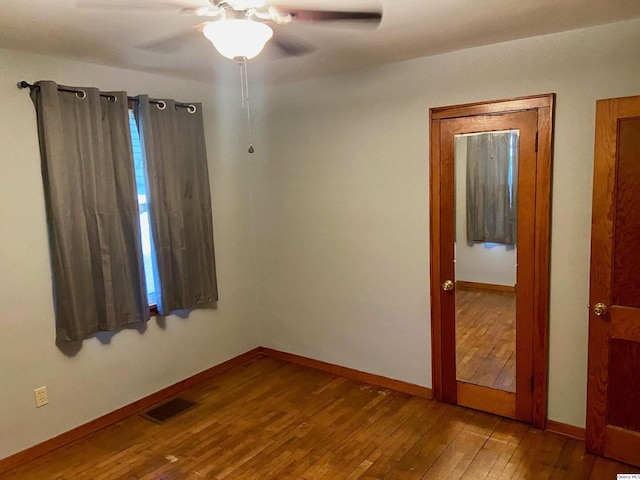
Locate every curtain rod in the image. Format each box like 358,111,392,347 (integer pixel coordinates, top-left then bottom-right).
17,81,197,113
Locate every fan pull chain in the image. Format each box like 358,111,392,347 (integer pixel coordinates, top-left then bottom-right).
238,56,255,154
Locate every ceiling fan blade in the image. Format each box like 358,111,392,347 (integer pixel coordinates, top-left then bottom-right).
271,7,382,27
76,0,219,16
137,22,208,53
270,30,317,57
77,0,186,11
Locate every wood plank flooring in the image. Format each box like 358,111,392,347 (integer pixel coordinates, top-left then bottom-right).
456,287,516,392
1,356,638,479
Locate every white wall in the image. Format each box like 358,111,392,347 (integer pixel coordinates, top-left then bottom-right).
256,18,640,428
454,136,517,286
0,48,262,459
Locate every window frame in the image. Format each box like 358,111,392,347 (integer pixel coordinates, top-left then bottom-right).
128,99,158,316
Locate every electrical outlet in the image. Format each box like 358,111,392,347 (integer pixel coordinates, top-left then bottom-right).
34,386,48,407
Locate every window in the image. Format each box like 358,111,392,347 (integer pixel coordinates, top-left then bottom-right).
465,130,518,245
30,81,217,340
128,110,158,307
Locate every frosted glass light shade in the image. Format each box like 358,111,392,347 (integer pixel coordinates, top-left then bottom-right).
203,20,273,60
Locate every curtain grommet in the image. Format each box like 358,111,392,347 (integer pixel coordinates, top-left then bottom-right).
75,90,87,100
187,104,197,114
156,100,167,110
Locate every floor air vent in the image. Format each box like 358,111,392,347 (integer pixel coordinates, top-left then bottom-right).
141,397,197,424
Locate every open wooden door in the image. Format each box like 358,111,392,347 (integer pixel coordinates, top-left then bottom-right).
586,95,640,467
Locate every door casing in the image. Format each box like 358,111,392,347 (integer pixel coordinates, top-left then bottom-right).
429,94,555,429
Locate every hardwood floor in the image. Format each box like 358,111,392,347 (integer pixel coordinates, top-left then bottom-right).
2,356,638,479
456,287,516,392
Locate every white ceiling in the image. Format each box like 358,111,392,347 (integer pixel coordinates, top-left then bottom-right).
1,0,640,84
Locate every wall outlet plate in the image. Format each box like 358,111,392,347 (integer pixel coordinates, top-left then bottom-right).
34,386,48,407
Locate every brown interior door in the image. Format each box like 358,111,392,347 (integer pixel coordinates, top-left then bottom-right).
586,95,640,467
440,110,537,422
430,95,554,429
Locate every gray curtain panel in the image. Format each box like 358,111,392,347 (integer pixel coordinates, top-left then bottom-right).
133,96,218,316
31,81,149,341
466,132,518,245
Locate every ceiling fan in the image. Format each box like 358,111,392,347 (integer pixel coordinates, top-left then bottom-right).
78,0,382,154
77,0,383,60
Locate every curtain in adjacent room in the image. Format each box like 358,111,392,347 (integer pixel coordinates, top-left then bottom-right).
466,132,518,245
31,81,149,341
133,96,218,316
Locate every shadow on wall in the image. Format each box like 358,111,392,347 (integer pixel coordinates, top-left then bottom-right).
54,302,217,357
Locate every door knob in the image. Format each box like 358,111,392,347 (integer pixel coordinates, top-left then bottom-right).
593,302,608,316
442,280,454,291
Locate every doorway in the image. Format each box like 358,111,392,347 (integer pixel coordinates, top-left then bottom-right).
429,95,554,428
586,94,640,467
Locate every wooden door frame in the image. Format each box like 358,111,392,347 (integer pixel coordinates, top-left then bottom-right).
429,94,555,429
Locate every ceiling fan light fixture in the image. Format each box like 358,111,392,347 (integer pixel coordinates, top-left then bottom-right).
203,19,273,60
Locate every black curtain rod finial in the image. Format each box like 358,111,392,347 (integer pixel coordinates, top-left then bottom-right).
17,80,33,89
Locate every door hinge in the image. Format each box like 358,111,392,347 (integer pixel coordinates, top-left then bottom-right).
535,132,539,152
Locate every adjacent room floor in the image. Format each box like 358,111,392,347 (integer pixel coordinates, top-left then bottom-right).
2,356,638,479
